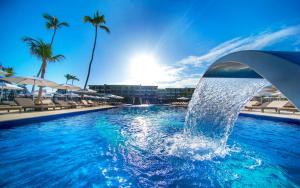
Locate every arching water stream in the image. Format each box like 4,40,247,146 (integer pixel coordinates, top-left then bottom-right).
181,77,269,159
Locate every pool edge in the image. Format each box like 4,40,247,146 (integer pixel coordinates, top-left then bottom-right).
239,112,300,124
0,106,117,128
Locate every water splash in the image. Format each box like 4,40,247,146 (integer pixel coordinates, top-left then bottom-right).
182,78,269,159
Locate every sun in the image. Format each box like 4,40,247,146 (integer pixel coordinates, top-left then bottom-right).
129,53,163,85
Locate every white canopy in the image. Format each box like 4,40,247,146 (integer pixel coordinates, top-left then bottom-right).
1,76,58,88
177,97,190,100
0,82,23,90
55,84,81,91
106,94,124,99
0,69,8,76
74,89,97,94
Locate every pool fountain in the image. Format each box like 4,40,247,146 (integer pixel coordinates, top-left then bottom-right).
183,50,300,159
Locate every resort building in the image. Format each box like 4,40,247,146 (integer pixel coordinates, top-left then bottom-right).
89,84,158,104
157,88,195,103
89,84,195,104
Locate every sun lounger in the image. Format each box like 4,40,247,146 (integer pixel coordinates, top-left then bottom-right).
261,101,291,113
87,100,97,106
54,100,72,109
244,100,261,109
0,105,22,112
14,97,49,111
278,102,299,113
41,99,61,110
81,100,93,107
68,101,84,108
245,102,272,112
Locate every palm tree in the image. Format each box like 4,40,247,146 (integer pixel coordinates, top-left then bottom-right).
43,13,69,46
64,74,72,84
83,11,110,90
23,37,65,103
32,14,69,93
3,67,14,77
70,75,79,85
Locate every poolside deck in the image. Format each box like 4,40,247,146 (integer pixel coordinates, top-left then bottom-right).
240,110,300,123
0,105,116,125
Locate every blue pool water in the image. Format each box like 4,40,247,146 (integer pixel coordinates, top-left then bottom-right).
0,106,299,187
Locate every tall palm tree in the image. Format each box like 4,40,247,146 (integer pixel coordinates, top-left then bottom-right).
32,14,69,93
70,75,79,85
64,74,72,84
23,37,65,102
43,13,69,46
83,11,110,90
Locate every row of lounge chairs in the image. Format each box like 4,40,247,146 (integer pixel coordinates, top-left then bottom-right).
244,100,299,114
0,98,104,113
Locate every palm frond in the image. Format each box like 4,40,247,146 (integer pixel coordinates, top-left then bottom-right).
43,13,52,21
99,25,110,33
83,16,93,23
50,54,65,62
58,22,69,27
46,22,53,29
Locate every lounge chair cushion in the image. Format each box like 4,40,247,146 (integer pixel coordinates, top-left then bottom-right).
1,101,18,106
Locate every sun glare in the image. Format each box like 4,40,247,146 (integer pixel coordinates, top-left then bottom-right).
129,53,164,85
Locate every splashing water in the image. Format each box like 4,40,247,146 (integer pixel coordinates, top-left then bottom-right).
179,78,270,159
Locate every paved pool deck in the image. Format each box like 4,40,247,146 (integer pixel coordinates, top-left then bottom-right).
0,105,116,126
240,110,300,124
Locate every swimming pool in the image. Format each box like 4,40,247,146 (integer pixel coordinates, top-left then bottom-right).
0,106,299,187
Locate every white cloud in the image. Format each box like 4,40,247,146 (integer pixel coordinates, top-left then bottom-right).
159,74,202,88
163,25,300,88
177,25,300,67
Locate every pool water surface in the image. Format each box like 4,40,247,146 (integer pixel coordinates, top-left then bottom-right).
0,106,299,187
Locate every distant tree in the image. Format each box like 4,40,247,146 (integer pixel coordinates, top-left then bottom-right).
70,75,79,85
83,11,110,90
3,67,14,77
64,74,72,84
23,37,65,103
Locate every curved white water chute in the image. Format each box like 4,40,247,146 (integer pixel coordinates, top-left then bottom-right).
184,50,300,158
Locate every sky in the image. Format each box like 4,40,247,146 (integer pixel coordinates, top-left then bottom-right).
0,0,300,89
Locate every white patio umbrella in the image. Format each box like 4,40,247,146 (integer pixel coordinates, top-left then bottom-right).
0,82,23,90
99,96,110,100
177,97,190,100
106,94,124,99
54,84,81,91
65,93,80,97
0,69,8,76
74,89,97,95
0,82,24,101
1,76,58,88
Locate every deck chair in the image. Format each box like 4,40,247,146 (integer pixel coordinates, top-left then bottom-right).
14,97,48,111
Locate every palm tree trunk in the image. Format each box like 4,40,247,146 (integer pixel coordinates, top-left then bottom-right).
50,29,56,46
72,79,74,85
31,67,42,94
84,26,98,90
37,59,47,104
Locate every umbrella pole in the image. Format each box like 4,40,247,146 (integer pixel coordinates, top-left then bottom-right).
0,82,3,102
32,80,36,100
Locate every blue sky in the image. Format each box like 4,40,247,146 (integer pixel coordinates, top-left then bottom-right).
0,0,300,88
